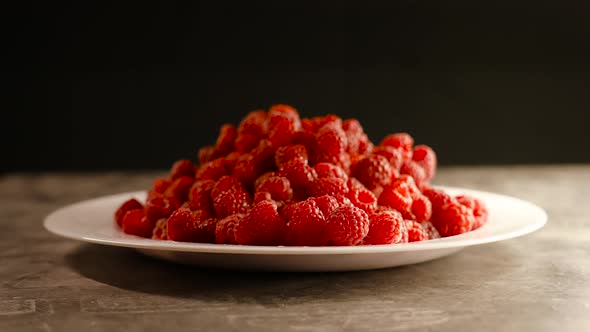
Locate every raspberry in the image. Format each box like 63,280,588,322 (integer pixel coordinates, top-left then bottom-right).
315,123,348,157
285,199,329,246
400,160,427,189
292,131,317,157
325,205,370,246
314,151,350,171
213,189,252,219
279,162,316,188
223,151,241,173
170,159,195,180
152,178,172,194
342,119,366,154
353,154,393,190
231,153,257,187
115,198,143,227
235,133,261,153
423,187,454,209
211,175,243,200
164,176,195,203
364,210,406,245
412,145,437,181
145,193,178,222
215,124,237,155
431,202,475,237
234,200,287,245
333,195,353,207
456,195,488,230
314,162,348,180
278,202,298,222
268,105,300,147
373,146,403,170
377,184,413,219
196,158,228,181
188,180,215,213
406,220,428,242
348,186,377,214
255,175,293,201
251,139,276,172
420,221,440,239
381,133,414,160
167,208,218,243
311,195,340,217
254,190,273,203
411,195,432,221
198,145,215,165
275,145,308,168
121,209,155,238
152,218,168,240
236,110,267,152
357,136,374,155
307,177,349,197
215,213,244,244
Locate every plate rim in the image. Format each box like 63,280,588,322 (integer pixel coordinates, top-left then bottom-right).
44,186,547,255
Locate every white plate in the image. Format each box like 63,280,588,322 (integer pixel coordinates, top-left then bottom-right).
44,187,547,272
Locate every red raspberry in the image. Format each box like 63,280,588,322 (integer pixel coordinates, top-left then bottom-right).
310,195,340,217
313,162,348,180
381,133,414,160
431,202,475,237
234,200,287,245
411,195,432,221
279,162,316,188
152,178,172,194
188,180,215,213
152,218,168,240
333,194,353,207
348,186,377,214
215,124,237,155
412,145,437,181
315,123,348,158
377,184,413,219
353,154,393,190
254,191,273,203
121,209,155,238
278,202,298,222
231,153,258,187
342,119,367,154
268,105,300,147
400,160,427,189
420,221,440,239
406,220,428,242
215,213,244,244
357,136,374,155
236,110,267,152
145,193,178,222
167,208,218,243
115,198,143,227
223,151,241,173
314,151,350,171
325,205,370,246
285,199,329,246
373,146,403,170
234,133,261,153
255,175,293,201
307,177,349,197
198,145,215,165
292,130,318,155
211,175,243,200
251,138,276,172
364,210,406,245
423,187,454,209
196,158,228,181
254,171,278,189
212,189,252,219
275,144,308,168
456,195,489,230
170,159,195,180
164,176,195,203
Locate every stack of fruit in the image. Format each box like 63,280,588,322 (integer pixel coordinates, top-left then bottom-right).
114,105,488,246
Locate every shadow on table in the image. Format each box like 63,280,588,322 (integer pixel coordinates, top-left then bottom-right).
66,243,518,302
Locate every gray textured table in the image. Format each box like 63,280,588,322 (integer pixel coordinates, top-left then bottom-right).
1,166,589,332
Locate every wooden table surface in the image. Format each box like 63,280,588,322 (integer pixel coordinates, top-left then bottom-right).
1,166,589,332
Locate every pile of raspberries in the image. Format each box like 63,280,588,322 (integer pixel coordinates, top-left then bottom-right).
115,105,488,246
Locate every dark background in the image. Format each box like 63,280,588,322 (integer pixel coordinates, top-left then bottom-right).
5,1,590,172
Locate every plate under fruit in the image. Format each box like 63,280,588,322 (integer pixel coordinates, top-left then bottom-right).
44,186,546,272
